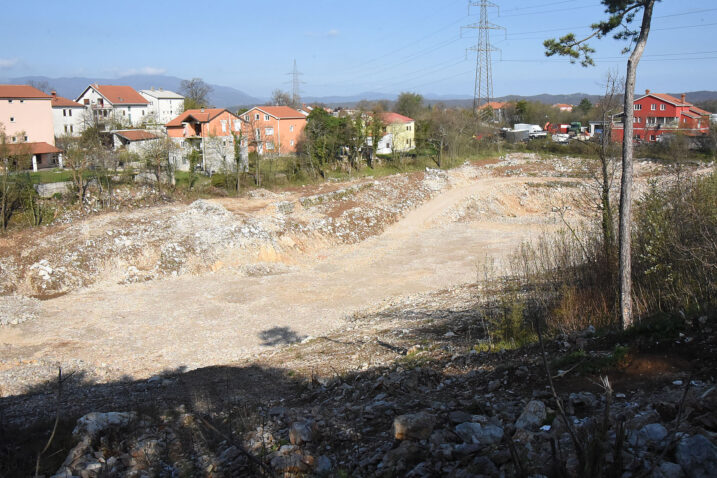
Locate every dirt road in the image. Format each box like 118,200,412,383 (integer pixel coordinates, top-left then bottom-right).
0,168,578,389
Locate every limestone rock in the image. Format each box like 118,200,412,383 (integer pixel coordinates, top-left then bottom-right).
676,435,717,478
515,400,546,431
455,422,504,446
393,412,437,441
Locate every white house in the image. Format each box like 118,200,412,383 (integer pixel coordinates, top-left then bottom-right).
111,129,160,154
75,84,150,128
50,91,85,138
139,88,185,125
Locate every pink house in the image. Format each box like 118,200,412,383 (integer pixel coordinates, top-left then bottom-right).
241,106,306,155
0,85,62,170
166,108,244,172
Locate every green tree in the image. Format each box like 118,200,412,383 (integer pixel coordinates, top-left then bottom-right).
545,0,659,329
394,92,424,119
577,98,593,115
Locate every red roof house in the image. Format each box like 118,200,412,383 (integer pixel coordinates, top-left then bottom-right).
612,89,712,142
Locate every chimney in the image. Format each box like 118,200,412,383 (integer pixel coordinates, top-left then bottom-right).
51,91,57,98
645,89,650,95
201,107,204,113
681,94,686,104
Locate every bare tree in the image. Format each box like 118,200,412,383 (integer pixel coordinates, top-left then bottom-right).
544,0,658,328
271,89,294,107
25,79,54,94
180,78,214,110
143,136,178,194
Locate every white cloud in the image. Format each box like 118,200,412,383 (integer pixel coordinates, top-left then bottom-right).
306,29,340,38
118,66,167,76
0,58,19,70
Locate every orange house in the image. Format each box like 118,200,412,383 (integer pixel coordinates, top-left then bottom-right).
241,106,306,155
165,108,244,172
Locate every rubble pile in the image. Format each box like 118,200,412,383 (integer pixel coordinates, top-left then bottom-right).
44,311,717,478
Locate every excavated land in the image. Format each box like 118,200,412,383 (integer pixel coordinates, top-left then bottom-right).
3,154,717,478
0,154,675,402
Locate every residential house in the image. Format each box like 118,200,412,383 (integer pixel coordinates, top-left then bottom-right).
612,90,712,142
111,130,160,154
553,103,574,112
75,84,150,129
478,101,510,122
51,91,85,138
376,112,415,154
165,108,244,172
0,85,62,170
139,88,185,125
241,106,307,155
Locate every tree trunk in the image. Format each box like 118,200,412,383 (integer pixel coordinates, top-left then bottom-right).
618,0,655,329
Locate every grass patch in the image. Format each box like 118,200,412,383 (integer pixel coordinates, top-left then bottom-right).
551,345,631,375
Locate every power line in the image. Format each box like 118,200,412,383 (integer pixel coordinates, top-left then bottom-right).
464,1,504,111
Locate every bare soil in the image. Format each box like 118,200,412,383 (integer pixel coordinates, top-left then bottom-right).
0,154,671,397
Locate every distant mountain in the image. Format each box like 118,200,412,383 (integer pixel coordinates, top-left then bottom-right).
3,74,716,111
3,74,262,107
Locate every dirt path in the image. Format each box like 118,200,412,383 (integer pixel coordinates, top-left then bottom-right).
0,175,567,386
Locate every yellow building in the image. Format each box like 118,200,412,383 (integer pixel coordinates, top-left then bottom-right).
378,112,415,153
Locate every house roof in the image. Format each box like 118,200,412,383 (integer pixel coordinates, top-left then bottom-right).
0,85,51,99
165,108,233,127
50,92,83,108
637,93,690,106
689,105,711,116
81,84,149,105
139,89,184,100
380,112,414,124
681,111,700,120
553,103,574,109
248,106,306,119
114,130,159,142
4,142,62,155
479,101,508,110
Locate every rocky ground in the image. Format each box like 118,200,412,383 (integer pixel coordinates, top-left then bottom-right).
3,284,715,477
1,154,714,477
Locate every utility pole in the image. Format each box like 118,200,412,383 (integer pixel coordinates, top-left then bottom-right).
289,59,303,106
463,1,504,115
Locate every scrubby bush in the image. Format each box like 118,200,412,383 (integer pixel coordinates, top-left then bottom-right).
502,169,716,335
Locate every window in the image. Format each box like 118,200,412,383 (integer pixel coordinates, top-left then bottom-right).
234,120,241,131
255,128,261,140
290,125,294,132
290,140,295,146
63,109,67,117
84,99,90,105
20,100,24,103
9,117,14,122
650,104,656,111
635,104,641,110
221,120,227,132
142,110,145,116
660,104,666,111
122,110,126,116
255,114,260,120
264,114,270,121
634,116,640,123
647,117,656,124
11,137,16,142
266,141,274,150
70,125,74,133
64,125,68,133
68,109,72,117
265,127,274,136
650,135,656,141
24,136,28,141
7,100,12,103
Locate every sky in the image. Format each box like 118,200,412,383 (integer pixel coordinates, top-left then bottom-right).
1,0,716,99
